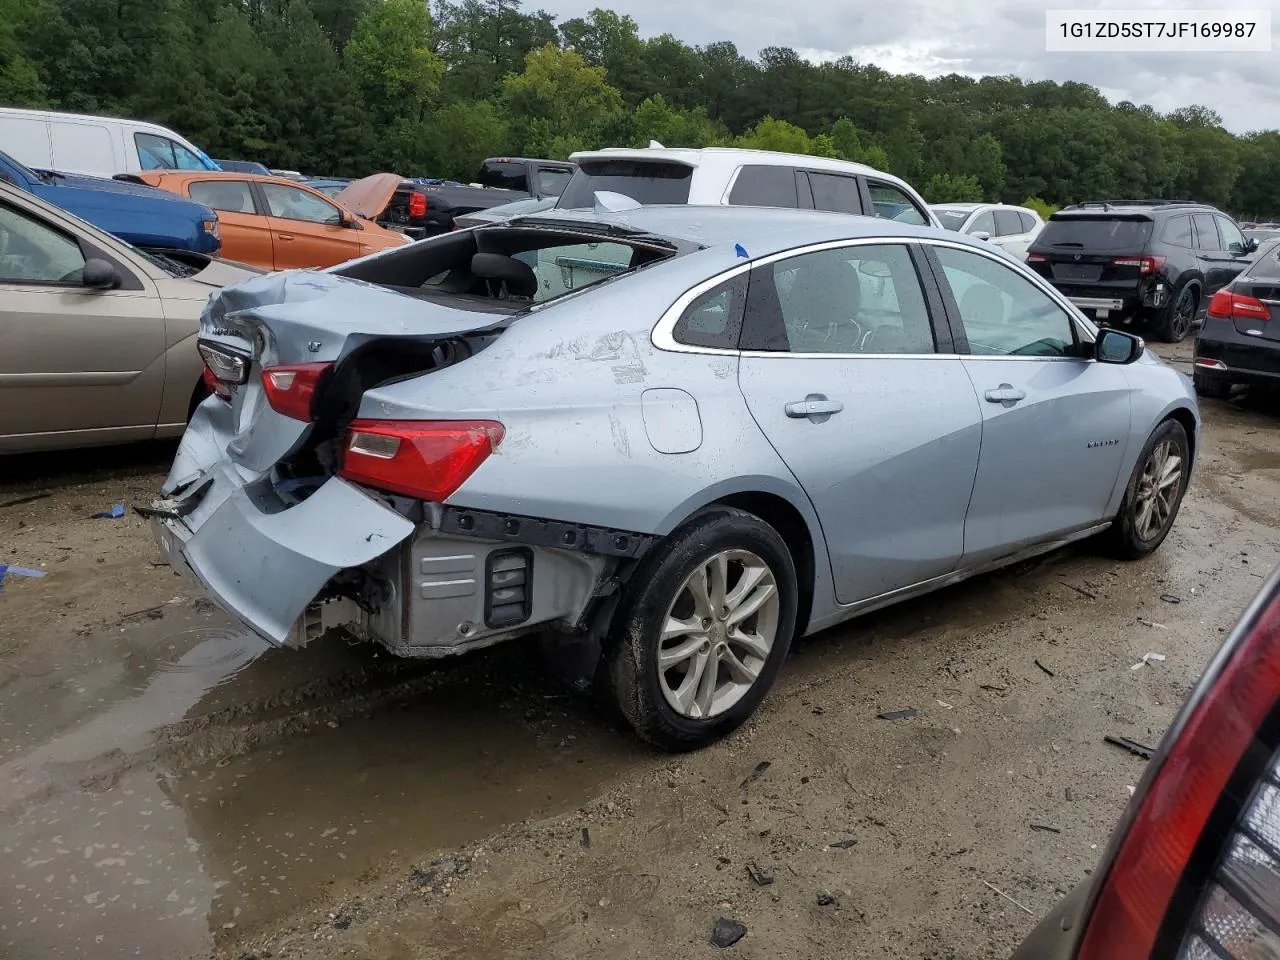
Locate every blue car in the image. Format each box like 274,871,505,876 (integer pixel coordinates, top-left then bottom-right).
0,149,221,255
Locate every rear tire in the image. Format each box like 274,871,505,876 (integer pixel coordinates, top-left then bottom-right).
1193,369,1231,400
1103,419,1191,560
603,507,798,752
1152,284,1197,343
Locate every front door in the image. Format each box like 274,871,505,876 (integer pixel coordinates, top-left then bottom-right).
0,198,165,448
186,178,274,269
736,240,983,604
926,243,1132,565
257,181,363,270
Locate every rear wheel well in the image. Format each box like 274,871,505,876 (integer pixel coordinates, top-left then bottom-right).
712,492,816,637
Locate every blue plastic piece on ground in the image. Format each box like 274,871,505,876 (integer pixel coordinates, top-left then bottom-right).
735,243,749,258
92,504,126,519
0,564,46,591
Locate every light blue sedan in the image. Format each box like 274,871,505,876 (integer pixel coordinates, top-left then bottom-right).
151,204,1199,750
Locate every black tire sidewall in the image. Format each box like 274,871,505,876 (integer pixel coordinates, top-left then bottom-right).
606,508,799,751
1155,284,1197,342
1111,419,1191,558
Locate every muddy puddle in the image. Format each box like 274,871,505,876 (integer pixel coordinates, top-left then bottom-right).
0,608,640,959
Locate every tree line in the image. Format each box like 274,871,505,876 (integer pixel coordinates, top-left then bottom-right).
2,0,1277,217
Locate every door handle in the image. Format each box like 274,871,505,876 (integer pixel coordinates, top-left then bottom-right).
984,384,1026,407
277,234,294,241
785,394,843,421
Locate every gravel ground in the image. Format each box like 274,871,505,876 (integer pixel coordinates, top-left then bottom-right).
1,351,1278,960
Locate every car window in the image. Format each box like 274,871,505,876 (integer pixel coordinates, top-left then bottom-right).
1216,216,1247,254
261,183,342,224
557,160,692,208
728,165,799,208
1194,214,1221,251
1035,216,1153,252
135,132,177,170
866,181,929,226
0,202,86,284
1162,216,1193,248
994,210,1023,237
933,208,970,232
1018,211,1038,233
934,245,1077,357
172,141,208,171
477,161,530,192
188,180,256,214
671,274,748,350
529,240,634,303
536,167,572,198
969,211,996,236
806,173,861,214
742,243,936,355
1249,239,1280,279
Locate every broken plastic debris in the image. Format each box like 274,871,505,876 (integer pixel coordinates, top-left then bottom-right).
1104,735,1156,760
740,761,771,788
711,917,746,948
1136,618,1168,630
91,504,126,519
734,243,748,258
1129,652,1167,671
877,707,919,721
0,564,46,591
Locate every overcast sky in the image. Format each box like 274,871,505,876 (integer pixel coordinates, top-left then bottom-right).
533,0,1279,134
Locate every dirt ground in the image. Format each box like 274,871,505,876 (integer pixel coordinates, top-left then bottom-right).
2,347,1279,960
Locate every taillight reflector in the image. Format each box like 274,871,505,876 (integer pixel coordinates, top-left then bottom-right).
408,191,427,218
1077,588,1280,958
339,419,503,502
1208,289,1270,321
202,365,231,402
1027,253,1047,262
261,362,332,421
1112,255,1166,275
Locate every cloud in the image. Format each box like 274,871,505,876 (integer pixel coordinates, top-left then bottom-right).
530,0,1279,132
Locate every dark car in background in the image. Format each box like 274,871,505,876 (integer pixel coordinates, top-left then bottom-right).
1193,236,1280,399
1012,563,1280,960
0,148,220,255
1027,201,1257,343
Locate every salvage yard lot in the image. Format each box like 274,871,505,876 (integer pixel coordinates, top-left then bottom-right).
2,345,1279,960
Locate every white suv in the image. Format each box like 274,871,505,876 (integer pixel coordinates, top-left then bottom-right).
559,145,941,229
930,202,1045,259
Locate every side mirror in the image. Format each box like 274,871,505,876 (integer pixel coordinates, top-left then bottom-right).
335,211,362,230
1245,237,1259,253
81,258,120,290
1096,328,1144,365
971,230,991,242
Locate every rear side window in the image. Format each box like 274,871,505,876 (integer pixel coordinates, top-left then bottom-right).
806,172,861,214
477,161,529,192
536,167,572,198
994,210,1023,236
671,274,747,349
1162,216,1193,247
557,160,693,209
1249,240,1280,279
1035,217,1154,253
969,211,996,236
1194,214,1221,250
1018,211,1038,232
728,165,799,208
866,181,928,226
189,180,256,214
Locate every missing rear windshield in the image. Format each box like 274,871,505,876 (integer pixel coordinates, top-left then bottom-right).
333,225,677,309
1037,217,1154,252
557,160,693,209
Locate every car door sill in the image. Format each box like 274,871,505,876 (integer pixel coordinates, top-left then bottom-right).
809,520,1114,634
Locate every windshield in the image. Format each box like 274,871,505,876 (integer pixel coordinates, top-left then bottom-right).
557,160,693,209
933,208,972,231
476,161,529,191
1035,216,1154,252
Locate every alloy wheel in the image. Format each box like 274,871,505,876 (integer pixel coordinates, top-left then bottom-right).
1133,439,1184,541
1172,289,1195,341
657,549,781,720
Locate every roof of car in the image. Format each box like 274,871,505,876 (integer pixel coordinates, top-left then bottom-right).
931,203,985,211
568,145,882,178
1055,200,1221,217
506,203,985,257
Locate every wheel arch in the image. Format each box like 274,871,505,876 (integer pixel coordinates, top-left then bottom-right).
1163,404,1199,469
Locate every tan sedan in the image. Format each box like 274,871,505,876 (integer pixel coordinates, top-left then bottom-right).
0,181,260,454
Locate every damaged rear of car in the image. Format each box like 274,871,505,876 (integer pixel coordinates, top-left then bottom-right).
150,215,691,657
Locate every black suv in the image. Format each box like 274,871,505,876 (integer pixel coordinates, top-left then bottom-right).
1027,200,1258,342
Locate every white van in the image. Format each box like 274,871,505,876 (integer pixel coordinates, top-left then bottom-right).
0,107,219,178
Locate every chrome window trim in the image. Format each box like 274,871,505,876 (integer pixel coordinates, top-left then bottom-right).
651,236,1097,358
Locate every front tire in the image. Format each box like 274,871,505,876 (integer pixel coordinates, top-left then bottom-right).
603,507,798,751
1152,285,1197,343
1104,419,1191,559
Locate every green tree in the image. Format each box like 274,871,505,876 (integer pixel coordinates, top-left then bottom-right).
345,0,445,123
1021,196,1059,220
501,44,624,158
923,173,984,203
0,0,45,105
737,116,831,156
630,95,726,148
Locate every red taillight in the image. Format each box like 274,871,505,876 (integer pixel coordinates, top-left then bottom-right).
338,420,504,502
261,362,332,421
408,191,427,218
1112,255,1166,275
1208,289,1270,320
1026,253,1047,262
202,364,231,403
1077,586,1280,958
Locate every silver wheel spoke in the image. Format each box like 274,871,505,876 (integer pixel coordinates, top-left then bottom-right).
1135,498,1155,538
660,634,704,669
707,553,729,616
727,581,776,628
728,626,771,660
1157,455,1182,490
662,614,702,643
720,646,759,684
686,566,713,620
671,649,709,714
724,563,768,613
693,648,720,717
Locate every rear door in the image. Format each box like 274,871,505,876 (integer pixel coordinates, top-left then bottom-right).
726,165,801,209
257,182,363,270
803,171,863,215
926,242,1131,562
736,240,983,604
993,208,1032,257
187,179,273,268
0,197,166,448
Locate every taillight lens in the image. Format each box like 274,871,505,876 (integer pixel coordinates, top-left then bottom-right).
197,341,250,403
338,419,503,502
1077,582,1280,958
1027,253,1047,262
1113,255,1166,274
408,191,427,218
1208,289,1270,321
261,362,332,421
